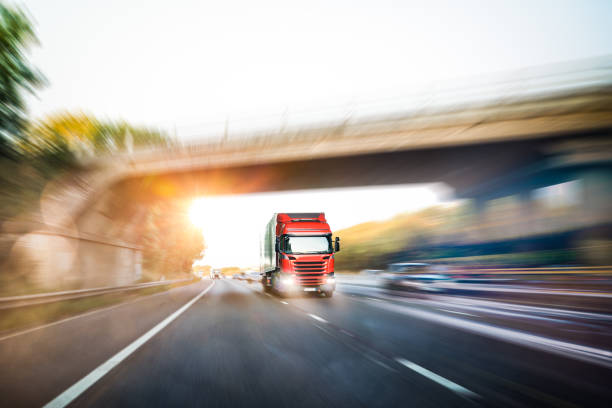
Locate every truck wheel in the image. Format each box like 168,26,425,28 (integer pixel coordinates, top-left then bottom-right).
262,276,271,293
270,274,280,295
323,290,334,298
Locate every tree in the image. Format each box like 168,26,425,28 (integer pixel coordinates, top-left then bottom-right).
0,3,44,145
142,200,205,279
23,111,170,161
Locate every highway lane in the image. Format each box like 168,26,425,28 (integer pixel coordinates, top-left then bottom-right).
336,282,612,350
0,280,214,408
2,278,611,407
70,279,472,407
266,282,612,406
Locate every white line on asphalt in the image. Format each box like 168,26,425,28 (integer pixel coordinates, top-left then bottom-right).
280,301,288,305
308,313,328,324
340,329,355,337
395,358,479,398
438,309,477,317
0,286,179,342
43,281,215,408
374,301,612,368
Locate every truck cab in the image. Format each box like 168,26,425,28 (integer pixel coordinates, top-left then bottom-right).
261,213,340,297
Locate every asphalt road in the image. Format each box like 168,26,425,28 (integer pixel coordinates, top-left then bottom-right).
1,279,611,407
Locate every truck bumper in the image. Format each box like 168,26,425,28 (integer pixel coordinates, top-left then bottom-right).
280,283,335,294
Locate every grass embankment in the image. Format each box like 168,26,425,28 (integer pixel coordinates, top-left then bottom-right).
0,278,196,335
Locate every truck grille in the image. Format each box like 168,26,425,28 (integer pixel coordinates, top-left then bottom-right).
293,261,325,285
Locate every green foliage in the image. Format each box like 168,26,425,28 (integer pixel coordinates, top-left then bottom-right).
23,112,170,160
334,202,586,270
0,112,171,222
0,3,170,223
334,207,455,270
0,3,44,142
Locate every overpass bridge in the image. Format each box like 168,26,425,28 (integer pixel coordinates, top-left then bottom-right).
2,57,612,289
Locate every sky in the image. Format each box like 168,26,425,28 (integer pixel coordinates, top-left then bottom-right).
22,0,612,133
189,183,451,268
19,0,612,267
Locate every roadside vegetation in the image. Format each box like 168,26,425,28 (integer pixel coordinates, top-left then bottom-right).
0,3,171,221
0,279,195,334
334,202,602,271
0,3,202,290
142,200,205,280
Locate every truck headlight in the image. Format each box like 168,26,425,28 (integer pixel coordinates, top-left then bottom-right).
326,277,335,285
280,275,295,286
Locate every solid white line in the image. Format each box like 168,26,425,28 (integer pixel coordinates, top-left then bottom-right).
280,301,288,305
396,358,479,398
438,309,477,317
0,287,179,342
43,281,215,408
308,313,328,324
340,329,355,338
373,301,612,368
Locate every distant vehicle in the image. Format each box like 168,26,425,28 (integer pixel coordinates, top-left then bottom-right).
261,213,339,297
232,274,241,280
381,262,452,293
211,269,222,280
360,269,383,275
244,270,260,283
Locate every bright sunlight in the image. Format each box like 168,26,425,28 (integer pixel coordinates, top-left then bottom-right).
189,198,207,228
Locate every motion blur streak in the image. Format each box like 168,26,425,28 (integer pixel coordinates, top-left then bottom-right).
1,2,612,406
368,296,612,368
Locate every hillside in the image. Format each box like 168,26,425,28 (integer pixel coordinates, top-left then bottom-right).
334,206,458,270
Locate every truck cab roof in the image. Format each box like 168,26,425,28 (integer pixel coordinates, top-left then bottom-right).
275,212,331,235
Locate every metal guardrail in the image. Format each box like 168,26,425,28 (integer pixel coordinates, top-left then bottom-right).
0,278,194,310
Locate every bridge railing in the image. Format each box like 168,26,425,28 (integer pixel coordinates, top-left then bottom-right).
121,54,612,159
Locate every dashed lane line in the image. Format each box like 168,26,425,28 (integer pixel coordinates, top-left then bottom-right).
308,313,328,324
395,358,480,399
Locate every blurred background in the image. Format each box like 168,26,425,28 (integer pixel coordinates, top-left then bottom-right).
1,1,612,407
1,0,611,292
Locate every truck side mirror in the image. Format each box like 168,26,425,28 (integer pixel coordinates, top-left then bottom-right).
334,236,340,252
275,237,280,253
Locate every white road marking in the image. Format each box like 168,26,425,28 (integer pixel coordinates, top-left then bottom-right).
308,313,328,324
340,329,355,337
396,358,479,398
0,286,179,342
43,282,215,408
438,309,477,317
280,301,288,305
373,301,612,368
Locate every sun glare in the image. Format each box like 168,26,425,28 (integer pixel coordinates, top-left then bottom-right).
189,198,207,228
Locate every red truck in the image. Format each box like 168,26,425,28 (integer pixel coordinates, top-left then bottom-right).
260,213,340,297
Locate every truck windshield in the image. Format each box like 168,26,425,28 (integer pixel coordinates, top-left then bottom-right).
283,235,332,254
